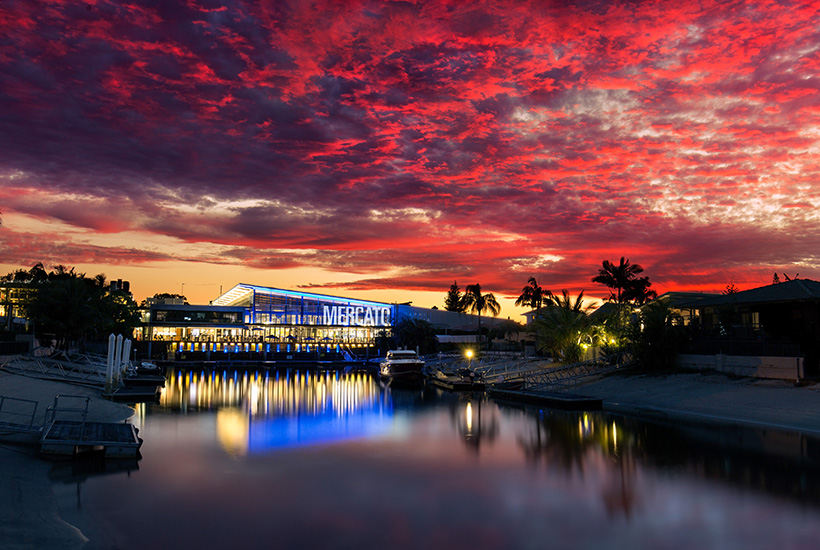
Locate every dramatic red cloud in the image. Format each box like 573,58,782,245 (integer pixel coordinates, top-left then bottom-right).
2,0,820,310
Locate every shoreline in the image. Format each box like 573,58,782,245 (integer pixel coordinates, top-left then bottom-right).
0,370,134,549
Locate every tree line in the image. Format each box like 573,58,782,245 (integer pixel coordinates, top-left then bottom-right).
1,263,141,350
441,257,685,370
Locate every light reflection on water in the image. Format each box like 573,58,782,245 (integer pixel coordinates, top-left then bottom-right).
151,368,393,455
56,367,820,549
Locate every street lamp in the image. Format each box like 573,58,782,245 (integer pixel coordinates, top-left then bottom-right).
466,349,473,369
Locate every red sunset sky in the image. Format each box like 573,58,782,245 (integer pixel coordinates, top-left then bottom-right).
1,0,820,316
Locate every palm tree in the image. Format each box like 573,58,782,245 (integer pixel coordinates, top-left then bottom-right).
621,276,657,305
630,300,685,370
93,273,108,288
463,283,501,348
515,277,548,310
591,257,645,304
534,290,593,363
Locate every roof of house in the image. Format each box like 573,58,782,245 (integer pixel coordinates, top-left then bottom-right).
655,291,721,307
677,279,820,309
589,301,620,320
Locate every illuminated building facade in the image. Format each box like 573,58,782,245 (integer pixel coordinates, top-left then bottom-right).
138,282,509,362
141,284,399,361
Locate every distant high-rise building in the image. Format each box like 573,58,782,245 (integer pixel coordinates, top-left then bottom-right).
110,279,131,293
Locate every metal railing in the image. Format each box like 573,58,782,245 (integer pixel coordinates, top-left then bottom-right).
1,348,113,388
44,394,90,426
0,395,41,434
511,351,635,391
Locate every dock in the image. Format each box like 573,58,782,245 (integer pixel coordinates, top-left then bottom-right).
109,385,162,402
37,395,143,458
488,388,603,410
41,419,142,458
428,376,485,392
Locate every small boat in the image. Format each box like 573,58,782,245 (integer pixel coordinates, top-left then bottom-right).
379,350,425,384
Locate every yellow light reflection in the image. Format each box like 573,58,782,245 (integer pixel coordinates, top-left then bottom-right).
161,367,385,454
612,421,618,453
216,408,250,457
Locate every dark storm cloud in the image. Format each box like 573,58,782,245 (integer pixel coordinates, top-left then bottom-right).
3,0,820,299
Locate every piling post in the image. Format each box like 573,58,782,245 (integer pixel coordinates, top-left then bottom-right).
113,334,124,387
122,338,132,379
105,333,116,394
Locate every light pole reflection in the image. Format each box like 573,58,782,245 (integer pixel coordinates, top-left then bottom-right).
456,396,498,453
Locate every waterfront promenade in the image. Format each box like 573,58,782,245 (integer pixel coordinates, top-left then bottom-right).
578,369,820,436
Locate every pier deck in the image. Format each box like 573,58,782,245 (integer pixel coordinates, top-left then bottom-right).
38,394,143,458
41,419,142,458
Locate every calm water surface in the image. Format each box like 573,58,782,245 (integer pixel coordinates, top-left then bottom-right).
53,367,820,549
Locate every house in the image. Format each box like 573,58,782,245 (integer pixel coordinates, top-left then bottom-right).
676,279,820,380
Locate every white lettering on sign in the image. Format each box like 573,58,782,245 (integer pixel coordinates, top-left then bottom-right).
323,305,391,326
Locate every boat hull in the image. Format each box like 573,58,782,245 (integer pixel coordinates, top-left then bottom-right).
379,353,425,385
379,363,424,383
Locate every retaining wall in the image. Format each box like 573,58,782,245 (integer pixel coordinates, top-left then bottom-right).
677,353,804,380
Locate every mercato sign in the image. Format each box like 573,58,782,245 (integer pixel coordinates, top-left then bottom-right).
322,305,391,327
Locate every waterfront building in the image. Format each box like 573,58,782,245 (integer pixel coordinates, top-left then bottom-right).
0,282,36,329
138,283,507,362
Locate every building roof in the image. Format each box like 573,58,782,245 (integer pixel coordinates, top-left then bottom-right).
589,301,620,320
213,283,393,308
677,279,820,309
655,291,721,308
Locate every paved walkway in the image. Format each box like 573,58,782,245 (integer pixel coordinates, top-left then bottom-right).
578,370,820,435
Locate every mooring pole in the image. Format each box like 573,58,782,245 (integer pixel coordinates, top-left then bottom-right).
105,333,116,394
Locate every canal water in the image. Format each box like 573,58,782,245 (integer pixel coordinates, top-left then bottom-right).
53,367,820,549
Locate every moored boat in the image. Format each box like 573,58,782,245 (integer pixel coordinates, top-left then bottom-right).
379,350,425,384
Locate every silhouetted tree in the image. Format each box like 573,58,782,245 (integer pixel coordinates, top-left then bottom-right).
463,283,501,348
444,281,467,312
592,257,645,304
723,283,739,295
23,265,140,349
621,276,657,305
533,290,593,363
515,276,549,309
630,300,686,370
